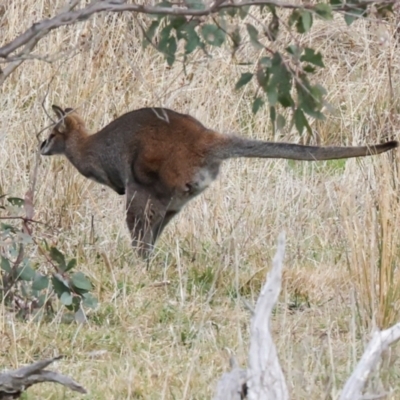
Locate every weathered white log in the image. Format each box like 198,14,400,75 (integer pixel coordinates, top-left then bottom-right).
213,361,247,400
214,232,288,400
247,232,289,400
0,356,86,399
340,323,400,400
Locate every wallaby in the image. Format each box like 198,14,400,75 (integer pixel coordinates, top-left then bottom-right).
40,105,398,257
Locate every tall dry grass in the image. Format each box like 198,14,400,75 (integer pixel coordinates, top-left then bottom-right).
1,1,400,398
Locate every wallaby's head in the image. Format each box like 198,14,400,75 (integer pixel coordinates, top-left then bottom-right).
40,105,87,156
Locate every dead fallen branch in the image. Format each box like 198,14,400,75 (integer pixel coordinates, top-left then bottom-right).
214,232,288,400
214,233,400,400
0,356,86,399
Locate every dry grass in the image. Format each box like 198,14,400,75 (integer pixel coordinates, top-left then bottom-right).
2,2,400,399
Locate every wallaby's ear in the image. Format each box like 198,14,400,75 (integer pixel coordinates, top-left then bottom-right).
52,105,67,133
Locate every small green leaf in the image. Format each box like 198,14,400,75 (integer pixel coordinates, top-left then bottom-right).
201,24,226,46
1,256,11,273
165,37,177,66
344,6,366,25
278,92,294,108
314,3,333,20
256,66,269,91
50,247,66,271
170,16,187,30
231,26,241,51
157,0,173,7
224,7,237,18
71,272,92,291
246,24,263,49
143,20,159,48
235,72,253,90
270,106,276,123
18,263,35,281
294,108,311,134
1,223,16,233
82,292,98,309
65,258,77,272
300,48,324,68
304,65,316,73
286,44,302,61
252,97,264,114
37,294,47,307
32,274,49,291
238,5,250,19
52,274,70,296
185,0,205,10
266,83,278,105
300,11,313,33
7,197,24,207
184,27,200,54
259,56,271,67
60,291,73,306
330,0,342,5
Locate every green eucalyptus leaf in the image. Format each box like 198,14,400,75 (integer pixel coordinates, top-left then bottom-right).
65,258,77,272
7,197,24,207
256,67,269,91
252,97,264,114
143,20,159,48
344,6,366,25
235,72,253,90
185,0,205,9
32,274,49,291
201,24,225,46
1,256,11,273
50,247,66,271
301,48,324,68
314,3,333,19
170,16,187,30
60,291,73,306
71,272,92,291
18,264,35,281
238,5,250,19
1,223,16,233
270,106,276,123
246,24,263,49
52,274,70,296
82,292,98,309
294,108,311,134
302,11,313,32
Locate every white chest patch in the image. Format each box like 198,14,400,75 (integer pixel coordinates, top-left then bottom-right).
168,167,219,212
193,168,215,192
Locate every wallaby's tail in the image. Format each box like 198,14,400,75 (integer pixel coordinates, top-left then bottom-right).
215,136,398,161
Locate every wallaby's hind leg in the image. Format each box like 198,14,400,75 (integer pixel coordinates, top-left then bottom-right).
126,183,167,258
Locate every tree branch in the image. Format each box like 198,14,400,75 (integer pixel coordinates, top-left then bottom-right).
0,356,86,399
0,0,395,59
340,323,400,400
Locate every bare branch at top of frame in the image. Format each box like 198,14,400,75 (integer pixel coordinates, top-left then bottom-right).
0,0,394,59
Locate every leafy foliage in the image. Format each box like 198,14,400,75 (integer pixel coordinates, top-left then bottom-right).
0,194,97,322
140,0,394,135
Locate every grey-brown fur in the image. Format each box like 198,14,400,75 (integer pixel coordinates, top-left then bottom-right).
40,105,398,257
